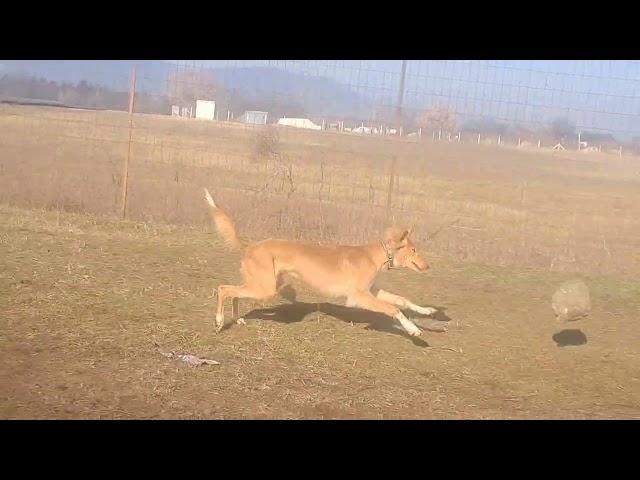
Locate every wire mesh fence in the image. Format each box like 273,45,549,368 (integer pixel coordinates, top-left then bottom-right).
0,60,638,277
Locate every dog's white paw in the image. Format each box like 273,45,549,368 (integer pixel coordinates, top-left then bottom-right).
215,313,224,333
406,324,422,337
416,306,437,316
237,318,247,326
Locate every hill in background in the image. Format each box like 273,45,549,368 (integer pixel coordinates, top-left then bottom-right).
0,60,375,119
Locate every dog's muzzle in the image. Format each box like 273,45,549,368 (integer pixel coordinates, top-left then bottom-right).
412,261,429,271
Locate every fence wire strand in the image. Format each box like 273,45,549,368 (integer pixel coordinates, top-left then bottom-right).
1,60,638,277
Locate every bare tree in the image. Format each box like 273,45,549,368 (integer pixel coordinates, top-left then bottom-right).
163,67,224,106
416,103,457,133
550,117,576,141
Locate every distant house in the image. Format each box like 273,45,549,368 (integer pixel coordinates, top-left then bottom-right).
195,99,216,120
234,110,268,125
352,126,372,134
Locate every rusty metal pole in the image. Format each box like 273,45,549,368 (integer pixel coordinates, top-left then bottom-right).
395,60,407,137
387,61,407,219
121,60,137,218
386,155,397,216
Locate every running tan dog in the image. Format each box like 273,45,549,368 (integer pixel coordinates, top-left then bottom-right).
203,188,437,337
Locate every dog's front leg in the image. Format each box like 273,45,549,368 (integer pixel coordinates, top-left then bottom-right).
347,292,422,337
372,287,437,316
231,297,247,325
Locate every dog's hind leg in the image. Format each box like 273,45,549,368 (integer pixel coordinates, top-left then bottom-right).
215,256,279,332
371,287,437,316
231,297,242,324
216,283,278,332
346,291,422,337
276,273,297,303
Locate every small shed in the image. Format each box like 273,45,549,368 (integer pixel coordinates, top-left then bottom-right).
244,110,268,125
195,100,216,120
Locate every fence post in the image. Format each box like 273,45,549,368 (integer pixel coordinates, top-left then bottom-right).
121,60,137,219
519,180,528,254
386,156,397,217
395,60,407,138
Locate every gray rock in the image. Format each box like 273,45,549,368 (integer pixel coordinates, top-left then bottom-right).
552,279,591,322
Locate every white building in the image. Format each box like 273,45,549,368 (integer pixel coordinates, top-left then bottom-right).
277,117,322,130
195,100,216,120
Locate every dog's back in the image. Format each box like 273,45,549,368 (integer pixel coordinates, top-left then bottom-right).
246,239,379,298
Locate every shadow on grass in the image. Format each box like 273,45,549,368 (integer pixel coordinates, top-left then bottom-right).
234,288,452,348
552,329,587,347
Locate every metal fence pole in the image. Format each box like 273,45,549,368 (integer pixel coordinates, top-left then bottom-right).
121,60,137,218
395,60,407,137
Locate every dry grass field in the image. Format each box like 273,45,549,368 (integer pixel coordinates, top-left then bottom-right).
1,104,639,419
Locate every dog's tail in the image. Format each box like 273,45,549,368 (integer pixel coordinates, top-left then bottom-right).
203,188,246,251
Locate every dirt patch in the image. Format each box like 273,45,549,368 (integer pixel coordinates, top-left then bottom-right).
1,206,639,419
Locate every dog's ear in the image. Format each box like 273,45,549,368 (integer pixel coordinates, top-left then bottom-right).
401,226,413,242
385,225,411,248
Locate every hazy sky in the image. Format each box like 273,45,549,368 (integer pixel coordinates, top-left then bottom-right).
164,60,640,137
166,60,640,137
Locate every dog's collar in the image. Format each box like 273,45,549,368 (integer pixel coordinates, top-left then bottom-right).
381,242,394,269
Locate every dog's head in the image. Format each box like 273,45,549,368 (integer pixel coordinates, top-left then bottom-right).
384,226,430,272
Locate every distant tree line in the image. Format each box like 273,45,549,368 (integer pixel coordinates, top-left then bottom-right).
0,74,168,113
0,72,625,142
0,70,308,121
162,68,307,119
412,103,619,143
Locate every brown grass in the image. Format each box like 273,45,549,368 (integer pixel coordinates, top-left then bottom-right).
1,104,638,278
1,104,639,419
1,206,639,419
